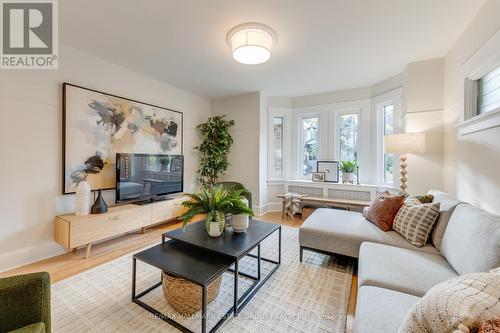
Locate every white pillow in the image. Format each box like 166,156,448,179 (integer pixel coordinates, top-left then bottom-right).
399,273,500,333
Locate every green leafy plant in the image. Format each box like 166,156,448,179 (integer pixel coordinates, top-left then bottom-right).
339,160,358,173
180,187,254,232
194,115,235,187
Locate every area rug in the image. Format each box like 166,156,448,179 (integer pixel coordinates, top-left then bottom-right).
52,226,354,333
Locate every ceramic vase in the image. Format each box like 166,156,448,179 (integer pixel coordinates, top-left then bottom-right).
75,180,91,216
207,212,224,237
231,197,250,233
91,189,108,214
232,214,249,233
342,172,354,184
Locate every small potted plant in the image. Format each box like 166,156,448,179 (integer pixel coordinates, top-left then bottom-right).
339,160,358,184
180,187,254,237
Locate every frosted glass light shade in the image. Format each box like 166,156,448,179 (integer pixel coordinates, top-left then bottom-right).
227,23,277,65
384,133,427,154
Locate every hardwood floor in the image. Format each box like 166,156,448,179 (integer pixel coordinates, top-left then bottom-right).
0,211,357,332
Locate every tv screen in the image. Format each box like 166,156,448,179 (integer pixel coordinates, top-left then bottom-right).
115,153,183,203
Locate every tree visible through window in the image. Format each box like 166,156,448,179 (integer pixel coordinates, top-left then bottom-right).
339,114,358,162
302,117,318,176
383,105,394,183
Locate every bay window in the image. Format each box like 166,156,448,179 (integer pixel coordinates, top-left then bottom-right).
301,116,319,177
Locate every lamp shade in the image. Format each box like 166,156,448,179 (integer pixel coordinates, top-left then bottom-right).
384,133,426,154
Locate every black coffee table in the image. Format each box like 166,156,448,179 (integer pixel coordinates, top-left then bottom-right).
164,219,281,315
132,240,235,333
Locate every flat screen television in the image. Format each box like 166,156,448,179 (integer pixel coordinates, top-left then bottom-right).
115,153,183,204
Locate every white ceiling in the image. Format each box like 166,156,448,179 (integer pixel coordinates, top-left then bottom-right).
60,0,485,99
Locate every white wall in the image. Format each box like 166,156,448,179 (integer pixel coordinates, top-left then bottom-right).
443,0,500,214
402,58,445,194
0,45,211,272
211,92,264,212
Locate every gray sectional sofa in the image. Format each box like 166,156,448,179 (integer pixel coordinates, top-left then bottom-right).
298,190,500,333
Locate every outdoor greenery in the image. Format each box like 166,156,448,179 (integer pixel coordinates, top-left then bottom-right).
339,160,358,174
180,187,254,232
195,115,235,187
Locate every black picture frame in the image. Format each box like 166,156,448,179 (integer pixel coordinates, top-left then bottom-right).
316,160,340,183
62,82,184,195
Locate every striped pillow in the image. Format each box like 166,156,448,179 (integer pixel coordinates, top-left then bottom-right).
393,196,440,247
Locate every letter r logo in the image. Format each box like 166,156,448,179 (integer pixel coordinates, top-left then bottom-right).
2,2,53,54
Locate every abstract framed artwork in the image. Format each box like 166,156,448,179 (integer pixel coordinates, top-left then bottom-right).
62,83,183,194
317,160,340,183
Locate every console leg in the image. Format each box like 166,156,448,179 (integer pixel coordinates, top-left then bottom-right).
202,285,207,333
300,246,303,262
84,243,92,259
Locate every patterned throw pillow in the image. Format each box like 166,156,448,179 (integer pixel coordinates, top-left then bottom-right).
415,194,434,204
392,197,440,247
365,195,405,231
399,273,500,333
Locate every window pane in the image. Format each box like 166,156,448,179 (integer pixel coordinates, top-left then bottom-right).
339,114,358,161
272,117,284,178
478,65,500,115
302,117,318,176
383,105,394,183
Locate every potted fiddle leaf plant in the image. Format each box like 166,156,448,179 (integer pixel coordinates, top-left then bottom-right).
180,187,254,237
339,160,358,184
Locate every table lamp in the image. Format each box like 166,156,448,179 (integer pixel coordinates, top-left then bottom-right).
384,133,426,193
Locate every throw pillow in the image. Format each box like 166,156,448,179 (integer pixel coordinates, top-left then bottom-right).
478,319,500,333
399,273,500,333
392,199,440,247
365,194,405,231
415,194,434,204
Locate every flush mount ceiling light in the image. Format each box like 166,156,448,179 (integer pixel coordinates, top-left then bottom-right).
226,22,277,65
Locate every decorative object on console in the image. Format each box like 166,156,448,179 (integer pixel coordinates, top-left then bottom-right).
312,172,325,182
180,187,254,237
194,115,235,187
317,160,340,183
91,189,108,214
75,179,91,216
339,160,358,184
62,83,183,194
399,273,500,333
384,132,426,193
364,194,405,231
392,196,441,247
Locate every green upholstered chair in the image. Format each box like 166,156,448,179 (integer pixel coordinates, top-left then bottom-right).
0,272,51,333
213,181,252,209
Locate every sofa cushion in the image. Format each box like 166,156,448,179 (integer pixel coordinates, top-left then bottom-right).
427,189,461,250
299,208,439,258
440,204,500,275
358,242,458,297
354,286,419,333
365,194,406,231
392,199,440,247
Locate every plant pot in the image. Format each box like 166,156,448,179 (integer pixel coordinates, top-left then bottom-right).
342,172,354,184
232,214,249,233
207,221,223,237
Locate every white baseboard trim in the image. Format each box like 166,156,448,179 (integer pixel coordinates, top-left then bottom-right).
0,241,66,273
255,201,282,216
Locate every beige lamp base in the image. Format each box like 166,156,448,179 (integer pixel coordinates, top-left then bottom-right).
400,154,408,193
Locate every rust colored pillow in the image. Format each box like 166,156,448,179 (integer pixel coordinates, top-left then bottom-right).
478,318,500,333
365,194,405,231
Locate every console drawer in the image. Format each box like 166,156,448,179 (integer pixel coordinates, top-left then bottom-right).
70,205,151,248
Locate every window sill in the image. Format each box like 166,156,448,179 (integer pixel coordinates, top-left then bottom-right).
457,107,500,136
267,180,285,186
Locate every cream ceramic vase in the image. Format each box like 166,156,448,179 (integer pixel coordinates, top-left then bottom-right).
232,198,250,233
207,212,224,237
75,180,91,216
342,172,354,184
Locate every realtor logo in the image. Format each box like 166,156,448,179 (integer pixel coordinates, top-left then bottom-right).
1,0,58,69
